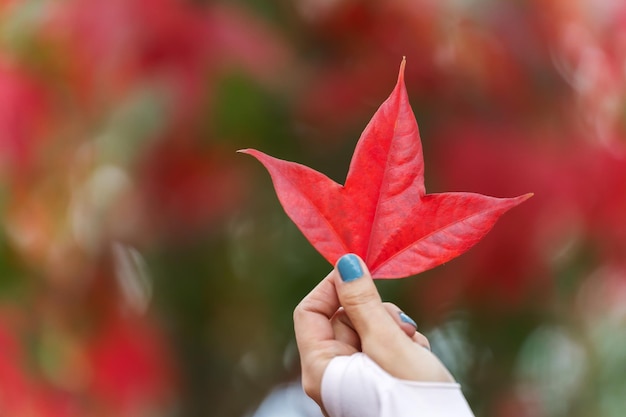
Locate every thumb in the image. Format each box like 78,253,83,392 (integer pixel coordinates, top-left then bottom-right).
334,254,403,347
334,255,454,383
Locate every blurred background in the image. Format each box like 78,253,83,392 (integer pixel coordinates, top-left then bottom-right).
0,0,625,416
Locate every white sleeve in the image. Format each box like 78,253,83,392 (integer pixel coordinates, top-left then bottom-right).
321,353,475,417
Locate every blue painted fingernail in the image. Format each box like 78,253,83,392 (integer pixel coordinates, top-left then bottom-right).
399,312,417,329
337,254,363,282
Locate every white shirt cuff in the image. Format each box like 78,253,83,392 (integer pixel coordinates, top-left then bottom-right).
321,353,474,417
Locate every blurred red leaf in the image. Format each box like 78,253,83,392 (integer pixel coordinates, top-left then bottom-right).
207,4,291,83
424,122,626,308
0,313,77,417
88,315,174,414
0,315,31,415
0,62,50,174
140,139,247,238
45,0,291,121
0,307,174,417
241,60,531,278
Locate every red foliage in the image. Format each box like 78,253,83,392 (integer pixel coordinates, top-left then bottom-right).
295,2,444,134
43,0,290,123
87,315,175,415
242,61,530,278
0,62,51,176
0,308,174,417
1,0,625,413
427,122,626,307
140,138,248,238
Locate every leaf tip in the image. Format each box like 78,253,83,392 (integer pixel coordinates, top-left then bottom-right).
237,149,262,158
237,148,267,162
236,148,269,164
398,56,406,84
520,192,534,202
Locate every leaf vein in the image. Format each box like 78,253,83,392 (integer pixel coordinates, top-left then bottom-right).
371,205,497,275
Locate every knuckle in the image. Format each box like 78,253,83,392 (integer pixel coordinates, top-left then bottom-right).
293,301,307,322
340,287,379,308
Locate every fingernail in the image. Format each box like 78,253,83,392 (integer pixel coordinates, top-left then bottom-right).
337,254,363,282
399,312,417,329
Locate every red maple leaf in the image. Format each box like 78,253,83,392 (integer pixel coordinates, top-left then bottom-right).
239,59,532,278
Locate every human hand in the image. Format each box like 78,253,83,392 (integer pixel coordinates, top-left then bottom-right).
293,253,454,411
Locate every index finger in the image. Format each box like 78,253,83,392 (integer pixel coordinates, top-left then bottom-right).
293,270,340,355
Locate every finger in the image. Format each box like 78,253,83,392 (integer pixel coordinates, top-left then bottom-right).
379,303,430,350
381,305,430,350
293,270,339,357
383,303,430,350
411,331,431,351
334,254,406,350
331,301,425,350
293,271,343,406
332,304,417,351
331,308,361,351
382,302,418,338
